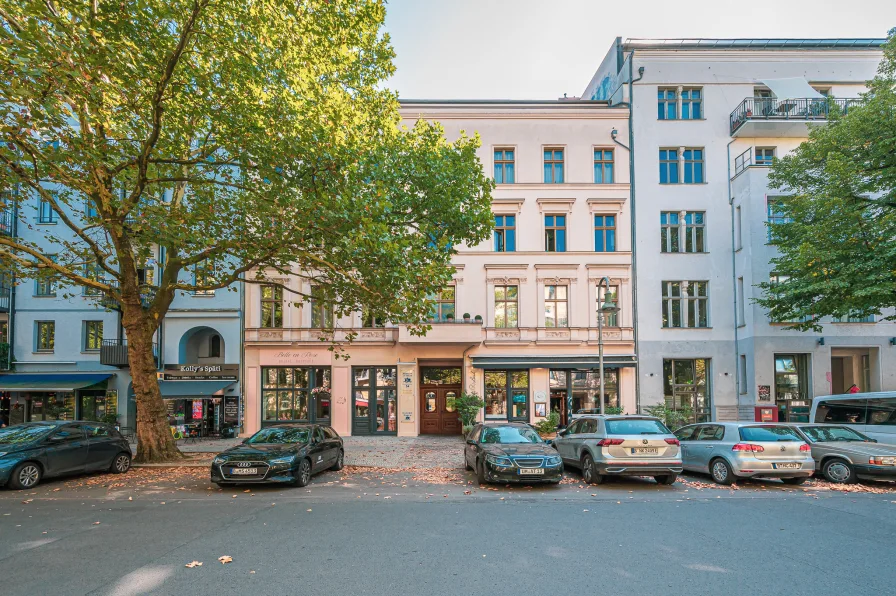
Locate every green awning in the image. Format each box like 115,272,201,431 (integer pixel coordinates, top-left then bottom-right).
159,380,235,399
0,373,112,392
470,355,637,370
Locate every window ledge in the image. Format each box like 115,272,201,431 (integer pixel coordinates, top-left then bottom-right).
33,294,57,298
661,326,713,330
36,221,59,225
656,118,707,122
81,350,100,354
660,251,710,255
33,350,55,354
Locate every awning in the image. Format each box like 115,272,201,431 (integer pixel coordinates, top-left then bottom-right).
159,380,235,399
759,78,823,99
470,355,637,370
0,373,112,392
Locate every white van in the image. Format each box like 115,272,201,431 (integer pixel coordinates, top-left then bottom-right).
810,392,896,445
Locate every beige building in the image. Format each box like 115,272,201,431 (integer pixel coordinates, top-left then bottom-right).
242,100,634,437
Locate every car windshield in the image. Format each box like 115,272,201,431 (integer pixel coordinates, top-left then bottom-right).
245,427,310,445
799,426,871,443
739,426,803,442
0,424,55,445
605,419,671,435
481,426,542,444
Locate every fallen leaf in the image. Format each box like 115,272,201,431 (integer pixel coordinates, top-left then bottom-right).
185,561,203,568
218,556,233,564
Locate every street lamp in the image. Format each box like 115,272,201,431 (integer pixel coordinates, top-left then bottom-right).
597,276,620,415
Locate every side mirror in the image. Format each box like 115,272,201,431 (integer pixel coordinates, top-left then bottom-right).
544,439,553,446
466,439,476,445
47,434,65,443
557,429,567,437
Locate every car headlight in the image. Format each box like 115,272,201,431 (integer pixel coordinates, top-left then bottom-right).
213,456,227,465
870,456,896,466
0,452,7,458
545,456,562,466
269,455,296,465
485,454,513,467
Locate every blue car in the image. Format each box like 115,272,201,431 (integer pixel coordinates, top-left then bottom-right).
0,421,132,490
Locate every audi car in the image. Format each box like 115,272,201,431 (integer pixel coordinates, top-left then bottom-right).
464,422,563,484
210,424,343,487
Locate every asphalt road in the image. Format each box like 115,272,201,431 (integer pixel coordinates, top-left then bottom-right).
1,469,894,596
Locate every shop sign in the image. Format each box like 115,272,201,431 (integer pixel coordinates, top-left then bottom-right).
760,408,775,422
261,350,332,367
402,411,413,423
162,364,239,381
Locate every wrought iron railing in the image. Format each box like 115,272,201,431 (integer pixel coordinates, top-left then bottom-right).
730,97,860,135
733,147,752,176
97,279,157,310
0,210,13,236
100,338,159,367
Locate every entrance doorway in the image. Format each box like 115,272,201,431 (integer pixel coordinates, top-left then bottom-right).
419,366,462,435
831,348,875,394
351,367,397,436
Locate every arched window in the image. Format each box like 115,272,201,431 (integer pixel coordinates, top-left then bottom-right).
209,334,221,358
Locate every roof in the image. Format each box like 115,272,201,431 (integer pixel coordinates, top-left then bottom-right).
399,99,611,106
623,38,886,50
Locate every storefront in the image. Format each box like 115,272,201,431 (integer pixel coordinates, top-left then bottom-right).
160,364,239,438
0,373,115,425
662,358,711,423
549,369,620,425
774,354,811,422
351,366,397,435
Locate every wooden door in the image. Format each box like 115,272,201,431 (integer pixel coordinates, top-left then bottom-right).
420,387,462,435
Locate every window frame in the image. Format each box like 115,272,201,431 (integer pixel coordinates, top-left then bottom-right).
260,285,283,328
310,286,334,328
84,320,103,352
658,87,678,120
38,198,58,224
494,148,515,184
427,287,456,322
35,255,58,296
755,147,775,166
494,214,516,252
544,214,567,252
659,148,679,184
543,147,565,184
543,285,568,328
593,214,616,252
682,148,705,184
36,320,55,352
494,285,519,328
484,369,529,421
661,280,709,329
661,211,705,253
593,148,614,184
681,87,703,120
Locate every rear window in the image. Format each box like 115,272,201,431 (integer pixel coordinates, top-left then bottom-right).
605,419,671,435
739,426,803,442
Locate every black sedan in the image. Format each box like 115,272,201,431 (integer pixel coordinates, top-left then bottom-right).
464,422,563,484
211,424,343,487
0,421,132,490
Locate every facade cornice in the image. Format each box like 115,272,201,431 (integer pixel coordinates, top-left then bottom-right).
496,183,629,191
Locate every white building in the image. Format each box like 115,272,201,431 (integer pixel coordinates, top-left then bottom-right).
584,38,891,423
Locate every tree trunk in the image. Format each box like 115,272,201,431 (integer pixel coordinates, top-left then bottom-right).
124,318,184,463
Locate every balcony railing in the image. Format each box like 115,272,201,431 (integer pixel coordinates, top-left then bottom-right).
0,211,13,237
98,280,157,310
245,327,399,344
730,97,859,136
100,339,159,368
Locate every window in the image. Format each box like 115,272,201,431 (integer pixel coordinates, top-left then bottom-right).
193,260,216,296
593,149,614,183
543,148,564,183
767,198,791,242
261,366,331,422
663,358,711,423
35,255,57,296
867,398,896,426
84,321,103,351
209,334,221,358
662,281,709,328
554,370,620,414
260,285,283,328
494,149,515,184
494,285,518,328
659,149,679,184
658,88,677,120
814,399,867,424
352,367,397,432
36,321,55,352
755,147,775,166
774,355,809,401
660,211,705,253
683,148,704,183
739,355,748,394
82,261,103,296
427,287,455,322
681,88,702,119
310,286,333,328
593,215,616,252
767,275,813,324
38,198,57,223
494,215,516,252
85,200,98,219
362,308,385,328
597,284,619,327
484,370,529,420
834,313,876,323
544,285,568,328
736,277,745,326
544,215,566,252
420,367,462,385
137,266,154,286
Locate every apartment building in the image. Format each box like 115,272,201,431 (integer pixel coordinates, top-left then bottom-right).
583,37,891,423
242,100,633,437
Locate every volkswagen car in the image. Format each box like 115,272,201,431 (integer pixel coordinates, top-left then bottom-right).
211,424,343,487
464,423,563,484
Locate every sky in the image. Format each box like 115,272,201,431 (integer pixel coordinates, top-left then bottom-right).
383,0,896,100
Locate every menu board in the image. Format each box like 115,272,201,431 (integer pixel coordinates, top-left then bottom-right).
224,396,239,423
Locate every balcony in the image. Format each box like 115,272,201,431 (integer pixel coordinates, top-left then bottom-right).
398,322,484,344
729,97,859,137
245,327,399,345
0,211,13,237
100,339,159,368
99,280,157,310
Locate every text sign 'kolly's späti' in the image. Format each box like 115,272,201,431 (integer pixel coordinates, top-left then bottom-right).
162,364,239,381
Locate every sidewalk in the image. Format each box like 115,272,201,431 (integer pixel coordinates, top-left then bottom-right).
131,435,465,469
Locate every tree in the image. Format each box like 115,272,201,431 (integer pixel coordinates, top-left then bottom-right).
755,29,896,330
0,1,494,461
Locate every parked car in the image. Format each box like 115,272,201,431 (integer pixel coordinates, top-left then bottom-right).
552,415,682,485
810,392,896,444
785,424,896,484
211,424,343,487
464,422,563,484
568,408,601,421
674,423,814,485
0,421,132,490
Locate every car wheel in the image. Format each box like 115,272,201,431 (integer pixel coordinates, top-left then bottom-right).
710,458,735,485
477,459,488,485
780,476,808,485
9,462,42,490
654,474,677,485
464,454,473,471
822,458,856,484
295,458,312,487
110,453,131,474
581,454,603,485
331,450,345,471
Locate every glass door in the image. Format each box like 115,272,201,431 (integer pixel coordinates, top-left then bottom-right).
352,367,397,435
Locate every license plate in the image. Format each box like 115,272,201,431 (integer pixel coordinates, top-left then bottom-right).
632,448,659,455
230,467,258,475
773,463,800,470
519,468,545,475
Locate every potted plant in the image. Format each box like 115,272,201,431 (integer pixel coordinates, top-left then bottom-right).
446,313,455,322
474,314,483,324
462,312,471,323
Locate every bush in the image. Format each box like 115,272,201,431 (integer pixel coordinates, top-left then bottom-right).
534,409,561,435
605,406,625,415
462,424,474,437
447,392,485,428
101,413,119,426
643,404,694,431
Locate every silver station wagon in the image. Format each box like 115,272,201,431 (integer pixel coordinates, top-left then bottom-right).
785,424,896,484
552,415,682,485
674,423,814,485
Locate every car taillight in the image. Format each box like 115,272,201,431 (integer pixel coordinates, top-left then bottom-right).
799,444,811,452
597,438,624,446
732,443,764,453
665,438,680,446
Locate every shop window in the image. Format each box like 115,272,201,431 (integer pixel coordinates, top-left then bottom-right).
774,354,809,401
485,370,528,421
261,366,331,423
420,367,462,385
352,367,397,433
260,285,283,328
663,359,711,423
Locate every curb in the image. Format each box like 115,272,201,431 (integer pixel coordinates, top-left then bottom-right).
132,462,211,468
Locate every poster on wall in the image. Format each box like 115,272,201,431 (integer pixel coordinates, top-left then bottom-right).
758,385,771,402
535,403,547,417
192,400,203,419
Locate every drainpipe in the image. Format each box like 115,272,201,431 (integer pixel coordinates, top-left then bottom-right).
239,272,246,436
727,138,740,416
624,56,644,413
7,192,19,371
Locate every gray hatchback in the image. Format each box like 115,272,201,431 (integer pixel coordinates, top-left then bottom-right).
552,415,682,485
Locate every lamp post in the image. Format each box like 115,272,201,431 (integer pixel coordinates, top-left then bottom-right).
597,276,620,415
